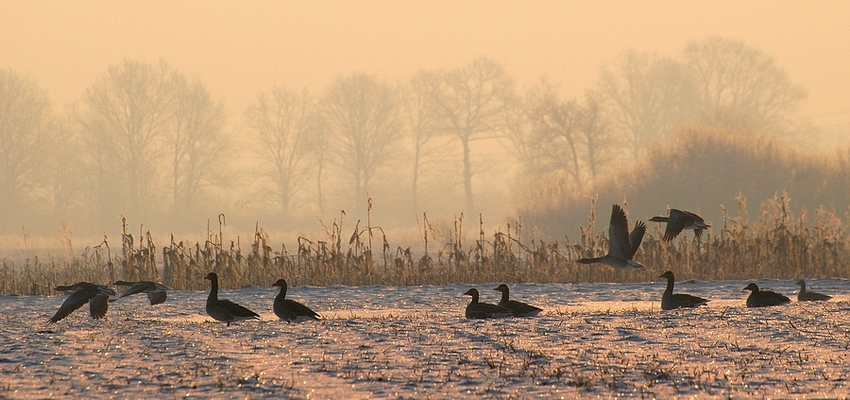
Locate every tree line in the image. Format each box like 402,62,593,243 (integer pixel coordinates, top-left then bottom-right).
0,37,809,235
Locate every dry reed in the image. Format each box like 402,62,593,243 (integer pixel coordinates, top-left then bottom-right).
1,194,848,295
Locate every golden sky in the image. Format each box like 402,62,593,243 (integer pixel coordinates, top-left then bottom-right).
2,1,850,129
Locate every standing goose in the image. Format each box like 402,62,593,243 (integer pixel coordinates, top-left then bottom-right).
462,288,512,319
204,272,260,326
658,271,709,310
493,284,542,317
50,282,117,323
578,204,646,269
110,281,168,305
272,279,321,322
649,209,710,242
743,283,790,307
796,280,832,301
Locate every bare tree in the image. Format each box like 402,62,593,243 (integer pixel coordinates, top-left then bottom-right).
597,51,697,161
321,74,402,213
511,81,612,191
167,77,229,223
309,112,329,216
77,60,174,225
525,82,584,186
580,91,611,179
684,36,807,135
428,57,515,213
0,69,56,230
245,87,315,221
404,71,445,213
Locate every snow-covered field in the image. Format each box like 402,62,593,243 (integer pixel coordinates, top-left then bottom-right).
1,279,849,398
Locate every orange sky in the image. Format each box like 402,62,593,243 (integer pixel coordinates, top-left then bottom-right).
2,1,850,131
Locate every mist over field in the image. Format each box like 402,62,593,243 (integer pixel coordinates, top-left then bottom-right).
1,1,849,255
4,6,850,398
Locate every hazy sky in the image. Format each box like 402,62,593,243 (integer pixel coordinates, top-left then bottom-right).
2,1,850,130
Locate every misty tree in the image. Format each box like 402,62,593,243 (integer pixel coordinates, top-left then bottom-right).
245,87,315,221
404,71,445,213
167,77,230,220
321,73,402,213
579,91,610,179
77,59,228,229
0,68,56,229
427,57,515,213
684,36,807,135
310,112,329,216
597,51,698,161
77,60,173,225
510,81,611,191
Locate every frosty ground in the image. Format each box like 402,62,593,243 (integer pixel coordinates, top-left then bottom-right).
1,279,849,399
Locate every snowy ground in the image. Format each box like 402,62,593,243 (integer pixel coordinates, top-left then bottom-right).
1,279,849,399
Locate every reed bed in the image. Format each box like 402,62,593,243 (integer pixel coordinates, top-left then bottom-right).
1,194,848,295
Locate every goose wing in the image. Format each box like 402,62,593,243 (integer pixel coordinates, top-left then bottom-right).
89,293,110,319
113,281,153,299
466,302,512,319
671,293,709,308
147,289,167,305
50,288,96,323
663,209,688,241
607,204,631,259
218,299,260,319
276,299,320,322
501,300,543,317
627,220,646,259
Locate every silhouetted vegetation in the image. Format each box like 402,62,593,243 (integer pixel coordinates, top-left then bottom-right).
519,126,850,240
2,191,848,295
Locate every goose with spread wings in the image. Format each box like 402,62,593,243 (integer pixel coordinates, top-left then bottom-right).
49,282,117,323
649,209,710,242
577,204,646,269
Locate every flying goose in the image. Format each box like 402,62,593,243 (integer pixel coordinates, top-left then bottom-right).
463,288,512,319
50,282,117,323
204,272,260,325
493,284,542,317
578,204,646,269
743,283,790,307
110,281,168,305
272,279,321,322
796,280,831,301
649,209,710,242
658,271,709,310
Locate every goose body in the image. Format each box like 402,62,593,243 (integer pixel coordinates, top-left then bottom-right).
111,281,168,305
204,273,260,325
493,284,542,317
50,282,117,323
577,204,646,269
796,280,831,301
658,271,709,310
743,283,790,307
272,279,320,322
463,288,512,319
649,209,710,242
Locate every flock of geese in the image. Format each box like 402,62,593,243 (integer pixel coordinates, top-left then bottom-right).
47,204,834,324
461,204,832,318
48,273,320,325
